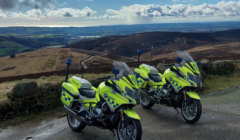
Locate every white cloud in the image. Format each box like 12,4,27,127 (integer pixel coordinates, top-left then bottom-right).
0,7,96,20
8,9,44,20
45,7,97,18
0,10,7,18
99,1,240,23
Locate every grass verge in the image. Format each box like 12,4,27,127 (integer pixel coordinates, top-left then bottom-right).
199,75,240,94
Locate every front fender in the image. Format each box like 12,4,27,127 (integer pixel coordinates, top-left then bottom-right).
123,110,140,120
186,91,200,100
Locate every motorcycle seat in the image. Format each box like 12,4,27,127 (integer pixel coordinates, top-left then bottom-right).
79,88,96,98
148,73,162,82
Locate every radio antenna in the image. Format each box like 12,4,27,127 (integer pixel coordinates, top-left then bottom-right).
82,54,86,78
150,45,153,65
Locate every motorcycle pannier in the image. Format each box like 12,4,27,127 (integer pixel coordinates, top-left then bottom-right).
61,82,80,107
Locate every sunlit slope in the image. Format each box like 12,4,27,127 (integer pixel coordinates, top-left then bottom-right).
0,48,89,77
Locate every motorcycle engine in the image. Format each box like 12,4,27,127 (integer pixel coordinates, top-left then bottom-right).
91,107,103,118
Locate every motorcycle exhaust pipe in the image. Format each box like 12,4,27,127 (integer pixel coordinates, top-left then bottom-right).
64,105,88,123
140,89,157,102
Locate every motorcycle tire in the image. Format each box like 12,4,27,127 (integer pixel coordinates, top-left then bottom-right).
181,99,202,124
117,119,142,140
67,114,86,132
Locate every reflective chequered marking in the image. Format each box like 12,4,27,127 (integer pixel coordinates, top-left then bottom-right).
104,93,119,109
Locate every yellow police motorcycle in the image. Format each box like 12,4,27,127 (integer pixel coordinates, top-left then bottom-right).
135,50,202,124
61,60,142,140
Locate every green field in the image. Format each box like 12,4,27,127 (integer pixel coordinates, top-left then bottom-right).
0,41,27,56
0,41,25,48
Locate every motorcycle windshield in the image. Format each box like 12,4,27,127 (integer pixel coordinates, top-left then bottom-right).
177,51,195,64
113,61,139,100
176,51,201,85
113,61,133,76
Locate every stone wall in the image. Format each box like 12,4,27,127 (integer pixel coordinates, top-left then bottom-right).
0,79,102,121
0,81,62,121
157,60,240,79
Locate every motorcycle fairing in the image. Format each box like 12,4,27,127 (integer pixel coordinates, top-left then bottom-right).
134,68,149,88
122,75,139,89
185,62,200,74
123,110,140,120
98,82,136,112
186,91,200,100
164,68,193,92
92,86,97,91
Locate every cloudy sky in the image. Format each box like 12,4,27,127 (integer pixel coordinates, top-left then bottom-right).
0,0,239,27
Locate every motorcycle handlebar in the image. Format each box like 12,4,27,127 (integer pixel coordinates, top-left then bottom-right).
97,76,113,80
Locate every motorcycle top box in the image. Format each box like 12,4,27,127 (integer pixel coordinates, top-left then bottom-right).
61,76,97,108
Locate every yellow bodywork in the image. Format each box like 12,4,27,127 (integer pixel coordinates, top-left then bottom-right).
61,82,80,107
186,91,200,100
123,110,140,120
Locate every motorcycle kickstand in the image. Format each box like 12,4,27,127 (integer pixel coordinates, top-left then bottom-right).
111,130,116,136
174,107,180,114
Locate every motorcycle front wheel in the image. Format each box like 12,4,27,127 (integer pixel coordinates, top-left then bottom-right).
140,95,155,109
117,119,142,140
67,114,86,132
181,99,202,124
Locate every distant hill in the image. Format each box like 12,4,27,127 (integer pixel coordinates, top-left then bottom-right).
0,36,67,57
66,29,240,58
1,21,240,36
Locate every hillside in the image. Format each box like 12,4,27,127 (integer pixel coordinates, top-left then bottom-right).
0,36,68,57
66,29,240,58
142,42,240,63
0,48,90,78
0,47,136,78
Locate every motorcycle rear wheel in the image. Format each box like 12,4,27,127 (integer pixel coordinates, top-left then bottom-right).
140,95,155,109
67,114,86,132
181,99,202,124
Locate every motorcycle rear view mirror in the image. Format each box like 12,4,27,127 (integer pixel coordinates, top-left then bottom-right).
176,57,182,63
197,61,201,66
112,69,120,75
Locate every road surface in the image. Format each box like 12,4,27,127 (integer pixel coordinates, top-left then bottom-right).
0,88,240,140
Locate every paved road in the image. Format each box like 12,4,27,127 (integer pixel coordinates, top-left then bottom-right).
1,88,240,140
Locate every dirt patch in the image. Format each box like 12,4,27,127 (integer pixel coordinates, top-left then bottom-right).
1,66,16,71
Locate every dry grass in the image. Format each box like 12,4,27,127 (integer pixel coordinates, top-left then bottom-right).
85,56,113,67
200,75,240,94
0,48,90,78
151,42,240,61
